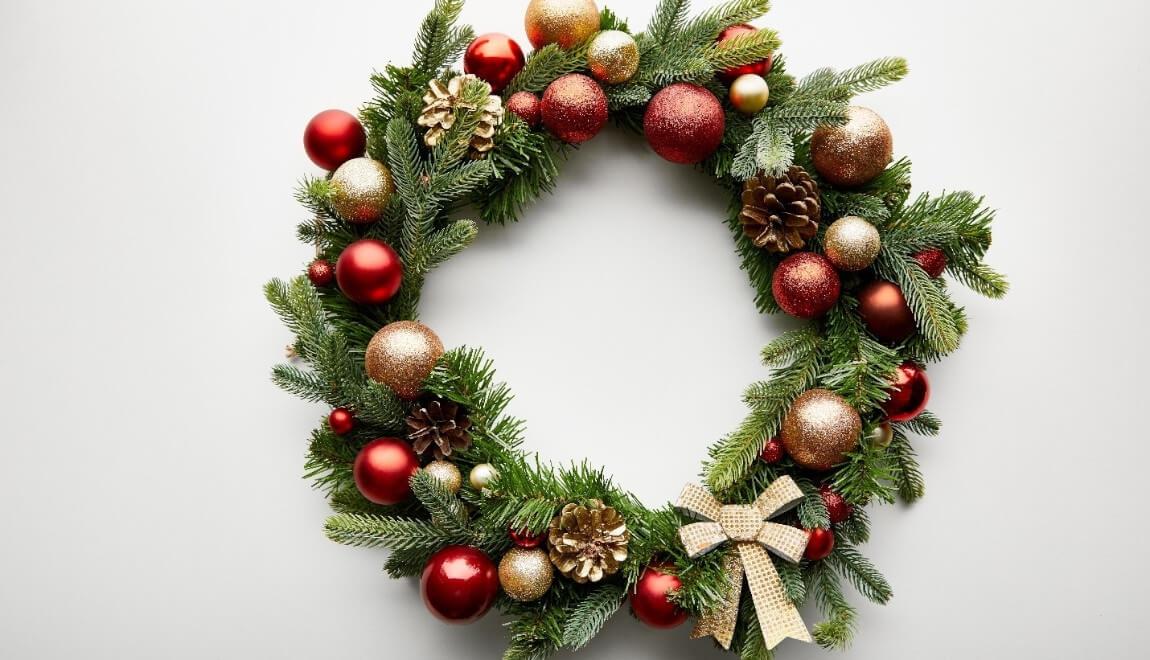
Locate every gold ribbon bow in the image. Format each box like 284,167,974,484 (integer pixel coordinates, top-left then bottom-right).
676,477,812,650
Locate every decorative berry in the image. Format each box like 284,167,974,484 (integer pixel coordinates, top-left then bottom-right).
509,527,544,549
819,486,852,524
804,528,835,561
914,248,948,278
307,259,335,287
760,437,784,464
328,407,355,436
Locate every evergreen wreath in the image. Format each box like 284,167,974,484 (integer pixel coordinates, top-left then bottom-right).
267,0,1008,657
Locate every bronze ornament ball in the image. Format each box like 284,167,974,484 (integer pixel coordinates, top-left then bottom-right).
857,279,916,344
365,321,445,400
586,30,640,84
424,460,463,494
780,389,862,470
824,216,881,271
811,106,893,188
524,0,600,50
330,157,394,224
498,547,554,602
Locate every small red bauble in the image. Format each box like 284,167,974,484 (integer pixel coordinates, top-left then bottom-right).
643,83,726,164
804,528,835,561
353,438,419,505
716,24,774,83
630,565,688,629
772,252,841,319
819,486,852,524
507,91,542,128
335,239,403,305
760,436,784,464
883,362,930,422
541,74,608,144
307,258,335,287
914,248,948,278
420,545,499,623
857,279,916,344
303,109,366,171
464,33,525,94
328,407,355,436
509,527,544,549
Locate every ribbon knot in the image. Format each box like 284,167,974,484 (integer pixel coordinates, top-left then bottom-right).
676,477,812,651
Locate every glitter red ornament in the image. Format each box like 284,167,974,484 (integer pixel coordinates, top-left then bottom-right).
914,248,948,278
307,258,335,287
420,545,500,623
541,74,607,144
463,33,525,94
507,91,542,127
643,83,725,164
819,486,852,524
883,362,930,422
760,436,784,464
772,252,841,319
857,280,916,344
804,528,835,561
630,565,688,629
715,24,774,83
335,239,403,305
303,109,366,171
509,527,544,549
328,407,355,436
353,438,419,505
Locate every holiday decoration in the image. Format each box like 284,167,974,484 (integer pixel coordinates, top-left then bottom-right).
328,407,354,436
365,321,444,400
418,75,505,157
820,486,852,524
803,528,835,561
772,252,841,319
643,83,725,164
424,460,463,494
760,436,784,464
507,91,542,127
867,421,894,448
509,527,544,548
883,362,930,422
524,0,601,49
464,33,525,93
914,247,948,278
676,479,811,650
468,463,498,490
739,166,821,252
420,545,499,623
857,280,916,344
715,23,773,83
541,73,608,144
353,438,419,505
630,565,688,629
303,109,366,171
824,215,881,271
405,397,472,458
547,500,629,583
498,547,554,602
780,389,862,470
335,239,403,305
729,73,770,115
586,30,640,84
306,258,334,287
330,158,394,223
811,106,894,187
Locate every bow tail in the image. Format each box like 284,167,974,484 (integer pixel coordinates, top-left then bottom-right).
739,543,812,649
689,551,744,650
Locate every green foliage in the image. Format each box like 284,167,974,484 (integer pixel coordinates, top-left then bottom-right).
562,584,625,650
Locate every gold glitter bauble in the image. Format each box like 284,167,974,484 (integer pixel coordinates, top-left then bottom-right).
867,421,894,449
780,389,862,470
810,106,893,188
423,460,462,494
728,73,770,115
824,215,881,271
364,321,444,400
498,547,554,602
586,30,639,84
524,0,600,50
330,157,394,224
469,463,499,490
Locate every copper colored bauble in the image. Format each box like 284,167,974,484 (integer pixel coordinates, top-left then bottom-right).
498,547,554,602
857,280,916,344
811,106,893,187
728,73,770,115
335,239,403,305
524,0,601,50
330,158,394,224
469,463,499,490
307,258,335,287
424,460,463,494
781,389,862,471
420,545,499,623
586,30,639,84
772,252,841,319
824,216,881,272
353,438,419,505
509,527,544,549
883,362,930,422
914,247,948,278
303,109,366,171
464,33,525,94
867,421,894,448
715,24,774,84
630,565,688,629
819,486,853,524
643,83,725,164
365,321,444,400
328,407,355,436
804,528,835,561
507,91,542,127
541,74,608,144
760,436,784,464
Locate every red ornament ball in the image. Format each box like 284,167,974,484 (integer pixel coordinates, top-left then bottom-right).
509,527,544,549
507,91,542,128
883,362,931,422
630,565,688,629
819,486,852,524
328,407,355,436
857,280,916,344
303,109,366,171
760,436,784,464
716,24,774,83
541,74,608,144
464,33,525,94
307,258,335,287
353,438,419,505
804,528,835,561
643,83,726,164
420,545,499,624
335,239,403,305
772,252,841,319
914,248,948,278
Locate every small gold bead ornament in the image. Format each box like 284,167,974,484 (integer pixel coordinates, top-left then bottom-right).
728,73,770,115
824,215,881,271
586,30,640,84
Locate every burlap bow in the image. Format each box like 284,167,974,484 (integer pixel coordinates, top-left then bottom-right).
676,477,812,650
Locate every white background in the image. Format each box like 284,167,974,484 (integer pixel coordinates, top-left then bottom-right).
1,0,1147,658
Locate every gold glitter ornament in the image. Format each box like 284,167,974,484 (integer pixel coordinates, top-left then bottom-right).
810,106,893,187
423,460,462,494
824,215,881,271
586,30,639,84
780,389,861,470
548,500,629,583
330,158,394,224
728,73,770,115
524,0,600,50
469,463,499,490
364,321,445,400
498,547,554,602
867,421,894,448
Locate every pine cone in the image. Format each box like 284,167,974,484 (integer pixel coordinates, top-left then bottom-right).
405,397,472,459
417,75,504,159
739,166,822,253
547,500,629,584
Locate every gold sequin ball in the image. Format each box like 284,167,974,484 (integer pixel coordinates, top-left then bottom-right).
330,157,394,224
824,215,881,271
524,0,600,50
810,106,893,187
586,30,639,84
365,321,444,400
780,389,861,470
499,547,554,602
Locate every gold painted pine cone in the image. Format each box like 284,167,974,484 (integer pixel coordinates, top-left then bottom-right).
547,500,629,583
739,166,822,253
417,75,505,158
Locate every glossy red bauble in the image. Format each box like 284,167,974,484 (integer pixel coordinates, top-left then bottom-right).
541,74,608,144
464,33,525,94
819,486,852,524
507,91,542,128
509,527,544,549
420,545,499,623
643,83,725,164
303,109,366,171
883,362,931,422
716,24,774,83
630,565,688,629
804,528,835,561
772,252,841,319
914,248,948,278
335,239,403,305
328,407,355,436
353,438,419,505
857,279,916,344
760,436,784,464
307,258,335,287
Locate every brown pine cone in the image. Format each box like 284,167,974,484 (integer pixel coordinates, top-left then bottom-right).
739,166,822,253
405,397,472,459
547,500,629,584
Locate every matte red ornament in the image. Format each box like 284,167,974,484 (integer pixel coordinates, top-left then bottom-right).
630,565,688,629
883,362,931,422
353,438,419,505
509,527,544,549
819,486,853,524
643,83,726,164
303,109,366,171
857,280,916,344
507,91,542,128
328,407,355,436
464,33,525,94
804,528,835,561
760,436,784,464
715,24,774,84
914,247,948,278
541,74,608,144
335,239,403,305
420,545,499,623
772,252,841,319
307,259,335,287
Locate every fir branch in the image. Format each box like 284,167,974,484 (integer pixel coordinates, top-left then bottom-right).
644,0,691,45
562,584,625,650
505,43,590,96
677,0,772,46
875,252,963,354
731,115,793,179
792,57,908,103
832,442,897,506
777,559,806,605
888,430,925,502
895,410,941,437
808,562,857,649
324,513,462,550
505,604,565,660
704,28,780,71
829,541,892,604
411,0,468,74
411,469,470,533
271,363,331,402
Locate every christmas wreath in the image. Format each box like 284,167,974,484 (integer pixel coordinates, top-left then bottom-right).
266,0,1007,657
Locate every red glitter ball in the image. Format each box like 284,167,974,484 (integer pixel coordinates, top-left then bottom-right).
643,83,725,164
760,437,784,464
913,247,948,278
540,74,607,144
716,24,774,83
772,252,841,319
307,258,335,287
507,91,542,128
819,485,853,524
